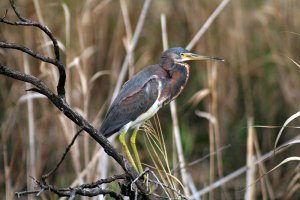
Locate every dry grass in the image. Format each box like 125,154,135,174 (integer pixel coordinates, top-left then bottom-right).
1,0,300,199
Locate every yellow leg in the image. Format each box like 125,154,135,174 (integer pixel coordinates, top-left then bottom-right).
130,128,152,192
130,127,143,174
119,131,138,171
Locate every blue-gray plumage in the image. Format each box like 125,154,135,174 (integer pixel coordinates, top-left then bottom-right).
100,68,161,137
100,47,224,138
99,47,223,173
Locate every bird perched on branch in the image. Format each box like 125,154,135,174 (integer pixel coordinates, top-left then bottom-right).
100,47,223,173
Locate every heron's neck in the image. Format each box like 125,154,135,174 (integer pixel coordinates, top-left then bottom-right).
168,63,190,100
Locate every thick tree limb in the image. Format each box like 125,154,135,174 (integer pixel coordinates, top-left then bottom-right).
0,0,154,199
0,63,153,199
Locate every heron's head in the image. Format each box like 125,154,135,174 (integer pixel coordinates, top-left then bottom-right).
160,47,224,70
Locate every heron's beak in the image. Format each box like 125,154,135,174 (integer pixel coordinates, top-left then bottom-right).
181,52,224,61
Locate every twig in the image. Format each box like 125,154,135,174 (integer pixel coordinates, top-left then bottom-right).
24,54,36,190
0,0,66,98
149,170,192,200
131,168,150,191
190,135,300,199
245,117,256,200
252,130,275,199
0,1,154,198
15,190,41,197
183,1,230,198
150,170,171,199
42,128,84,182
161,13,190,196
0,39,152,200
70,149,102,187
170,100,190,195
96,0,152,185
36,188,44,196
120,0,133,75
0,42,60,66
94,1,152,193
69,190,76,200
186,0,230,51
81,174,129,188
16,176,124,199
111,0,152,102
171,144,231,173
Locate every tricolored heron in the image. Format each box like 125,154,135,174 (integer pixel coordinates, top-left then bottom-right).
100,47,223,173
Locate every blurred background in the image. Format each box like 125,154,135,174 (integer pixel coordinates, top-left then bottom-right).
1,0,300,199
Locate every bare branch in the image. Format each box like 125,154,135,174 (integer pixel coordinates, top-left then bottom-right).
186,0,230,51
15,190,41,197
0,42,59,66
111,0,152,102
6,0,60,60
42,128,84,182
15,176,125,199
0,62,153,198
0,63,54,97
9,0,26,21
2,9,8,19
0,0,66,98
81,174,129,188
171,144,231,173
25,87,43,94
0,1,156,199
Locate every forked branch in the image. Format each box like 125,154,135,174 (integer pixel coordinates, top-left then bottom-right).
0,0,65,98
15,175,127,199
0,1,153,199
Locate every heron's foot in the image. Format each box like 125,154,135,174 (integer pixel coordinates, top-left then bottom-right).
143,171,152,193
130,168,152,193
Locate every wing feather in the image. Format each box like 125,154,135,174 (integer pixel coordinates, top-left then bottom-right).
100,78,159,137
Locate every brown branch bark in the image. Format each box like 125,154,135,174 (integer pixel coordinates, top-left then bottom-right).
15,175,127,199
0,0,154,199
0,0,65,98
0,51,152,200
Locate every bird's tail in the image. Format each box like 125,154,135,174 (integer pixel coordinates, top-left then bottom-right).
99,123,116,138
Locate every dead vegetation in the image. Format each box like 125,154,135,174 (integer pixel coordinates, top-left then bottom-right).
0,0,300,199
